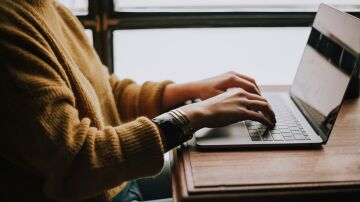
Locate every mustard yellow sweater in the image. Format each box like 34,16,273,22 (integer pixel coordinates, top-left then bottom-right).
0,0,172,201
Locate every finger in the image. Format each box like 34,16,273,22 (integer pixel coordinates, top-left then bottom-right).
243,109,274,128
238,74,258,87
242,99,276,124
241,91,276,122
245,100,276,124
231,72,260,92
241,91,267,102
230,76,261,95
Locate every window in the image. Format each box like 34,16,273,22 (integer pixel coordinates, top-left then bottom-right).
57,0,93,44
59,1,360,85
111,1,359,84
114,27,310,85
114,0,360,12
58,0,88,15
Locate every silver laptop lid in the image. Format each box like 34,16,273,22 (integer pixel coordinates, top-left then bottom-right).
290,4,360,144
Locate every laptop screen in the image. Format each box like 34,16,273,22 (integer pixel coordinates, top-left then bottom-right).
289,4,359,143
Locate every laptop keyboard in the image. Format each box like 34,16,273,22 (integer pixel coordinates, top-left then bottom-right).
246,96,311,142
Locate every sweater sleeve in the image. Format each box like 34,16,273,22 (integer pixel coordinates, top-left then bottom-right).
109,75,173,122
0,5,165,202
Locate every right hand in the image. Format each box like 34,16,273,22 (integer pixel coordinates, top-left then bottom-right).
178,88,276,131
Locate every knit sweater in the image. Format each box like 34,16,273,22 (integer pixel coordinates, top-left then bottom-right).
0,0,172,201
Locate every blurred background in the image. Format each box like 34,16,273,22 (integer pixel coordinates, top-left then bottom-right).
58,0,360,85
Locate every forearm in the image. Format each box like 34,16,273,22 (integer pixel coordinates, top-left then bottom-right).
2,82,165,201
31,104,165,201
162,82,197,111
110,75,173,120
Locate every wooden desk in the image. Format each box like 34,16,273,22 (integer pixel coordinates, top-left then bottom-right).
170,86,360,202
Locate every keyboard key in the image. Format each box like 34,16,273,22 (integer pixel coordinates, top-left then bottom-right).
258,125,267,129
247,125,257,130
284,136,295,141
270,130,281,134
250,136,262,141
290,127,300,131
272,133,284,141
282,132,292,137
280,129,291,133
261,132,273,141
257,129,267,134
304,135,311,140
253,131,261,136
245,96,308,143
294,134,305,140
249,132,258,137
292,131,303,135
272,127,280,131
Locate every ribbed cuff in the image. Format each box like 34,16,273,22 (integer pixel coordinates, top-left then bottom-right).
115,117,165,179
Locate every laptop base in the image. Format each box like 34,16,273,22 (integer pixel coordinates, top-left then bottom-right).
195,93,323,150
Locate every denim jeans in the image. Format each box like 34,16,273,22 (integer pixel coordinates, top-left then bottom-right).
112,160,172,202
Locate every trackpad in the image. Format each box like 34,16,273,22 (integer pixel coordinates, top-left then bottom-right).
195,122,250,145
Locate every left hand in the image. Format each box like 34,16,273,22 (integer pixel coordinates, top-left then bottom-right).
188,71,260,100
162,71,261,110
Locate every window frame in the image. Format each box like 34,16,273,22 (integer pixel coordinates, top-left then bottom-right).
74,0,360,73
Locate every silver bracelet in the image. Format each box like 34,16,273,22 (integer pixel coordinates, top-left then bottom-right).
168,109,194,138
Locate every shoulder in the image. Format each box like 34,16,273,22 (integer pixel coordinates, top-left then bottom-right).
0,0,49,45
0,0,69,88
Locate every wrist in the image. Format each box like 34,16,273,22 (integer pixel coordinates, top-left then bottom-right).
171,82,198,100
162,82,198,110
152,109,195,152
178,103,206,131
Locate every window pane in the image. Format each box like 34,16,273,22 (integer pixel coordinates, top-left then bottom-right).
114,0,360,12
113,27,311,85
58,0,88,15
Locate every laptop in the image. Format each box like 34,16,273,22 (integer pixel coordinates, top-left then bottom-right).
195,4,360,149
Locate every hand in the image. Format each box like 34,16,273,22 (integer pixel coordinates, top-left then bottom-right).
162,71,261,110
178,88,276,131
189,71,261,100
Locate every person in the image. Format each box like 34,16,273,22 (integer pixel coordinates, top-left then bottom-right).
0,0,276,202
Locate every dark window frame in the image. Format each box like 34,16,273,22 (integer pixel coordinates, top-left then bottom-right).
77,0,360,73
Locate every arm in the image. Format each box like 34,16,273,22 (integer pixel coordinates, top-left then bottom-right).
0,19,165,202
162,71,262,111
110,75,173,121
160,71,276,143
